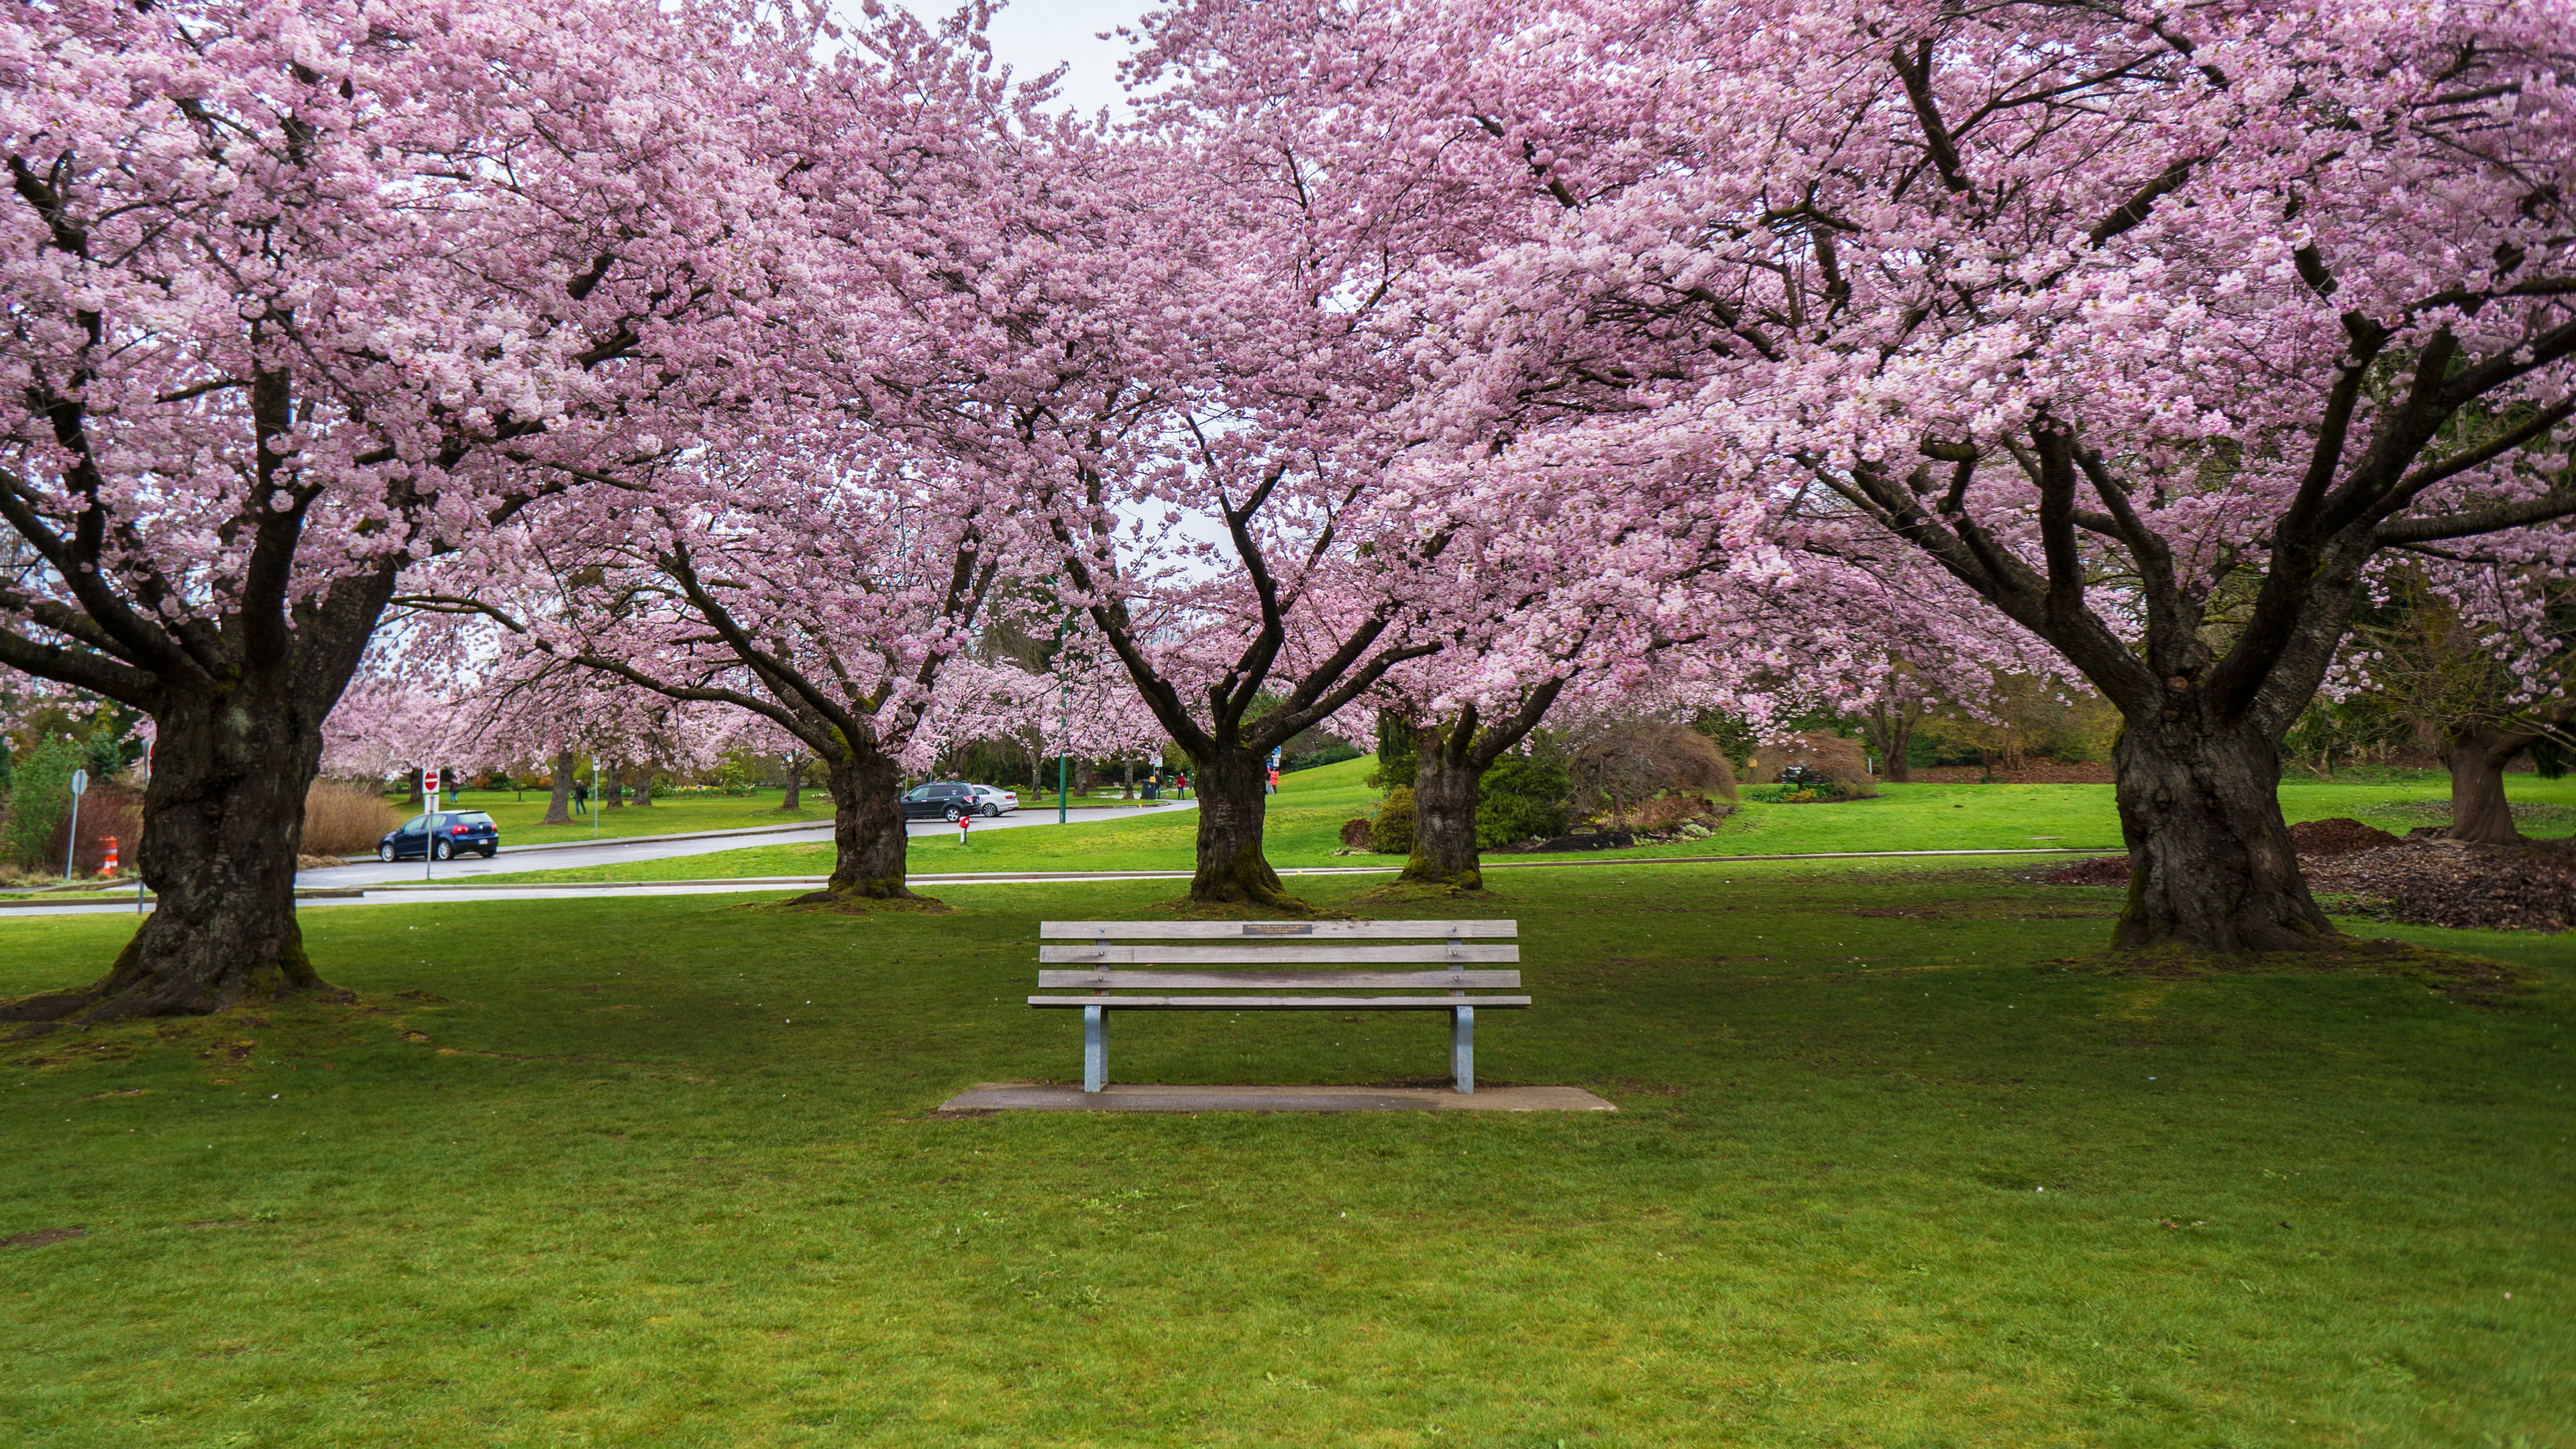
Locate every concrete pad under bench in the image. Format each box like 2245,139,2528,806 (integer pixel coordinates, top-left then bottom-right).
938,1082,1617,1114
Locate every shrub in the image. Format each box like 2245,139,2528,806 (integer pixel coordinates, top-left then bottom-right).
1370,786,1416,854
1568,722,1738,824
3,736,84,868
1476,755,1572,847
1338,817,1375,851
304,780,406,857
1747,731,1879,799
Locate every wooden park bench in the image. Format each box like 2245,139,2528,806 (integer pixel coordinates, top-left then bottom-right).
1030,920,1527,1094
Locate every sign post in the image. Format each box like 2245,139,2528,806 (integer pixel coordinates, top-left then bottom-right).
423,767,440,882
137,745,148,912
63,767,88,883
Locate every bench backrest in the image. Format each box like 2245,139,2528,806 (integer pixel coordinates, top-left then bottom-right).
1038,920,1519,990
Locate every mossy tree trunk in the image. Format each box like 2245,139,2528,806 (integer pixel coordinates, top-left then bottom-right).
806,748,918,901
1864,695,1921,784
1399,684,1569,892
1187,746,1299,905
542,749,575,825
2437,722,2540,844
0,560,395,1024
1403,741,1483,890
2111,710,2333,952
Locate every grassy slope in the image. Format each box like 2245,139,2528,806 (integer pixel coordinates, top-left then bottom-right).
0,865,2566,1447
467,755,2576,883
425,787,1179,853
409,787,830,849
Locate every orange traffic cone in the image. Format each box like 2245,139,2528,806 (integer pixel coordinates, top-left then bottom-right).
98,836,119,877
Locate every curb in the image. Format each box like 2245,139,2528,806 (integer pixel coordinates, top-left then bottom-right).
351,847,2127,892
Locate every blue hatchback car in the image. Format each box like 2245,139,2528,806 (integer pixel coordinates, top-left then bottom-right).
378,810,500,862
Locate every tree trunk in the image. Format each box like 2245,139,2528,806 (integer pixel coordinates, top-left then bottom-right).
542,750,575,826
3,686,337,1022
780,755,803,812
800,749,918,901
402,770,423,807
633,771,653,807
2440,723,2528,843
1870,704,1915,784
1188,746,1299,906
1401,743,1483,889
1122,757,1134,800
2112,716,2336,953
602,763,626,808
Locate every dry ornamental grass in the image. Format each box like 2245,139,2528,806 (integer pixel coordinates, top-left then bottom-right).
300,780,404,858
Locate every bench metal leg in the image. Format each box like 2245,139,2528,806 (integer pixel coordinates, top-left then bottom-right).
1451,1005,1474,1094
1083,1005,1106,1093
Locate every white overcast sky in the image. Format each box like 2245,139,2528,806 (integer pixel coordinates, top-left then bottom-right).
970,0,1155,117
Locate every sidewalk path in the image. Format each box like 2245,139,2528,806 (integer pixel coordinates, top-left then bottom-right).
301,800,1198,889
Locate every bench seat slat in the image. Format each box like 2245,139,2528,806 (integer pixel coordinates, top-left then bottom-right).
1038,969,1522,989
1039,920,1515,941
1028,995,1532,1010
1040,944,1518,965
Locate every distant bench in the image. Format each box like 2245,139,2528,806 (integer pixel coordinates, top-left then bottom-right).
1030,920,1528,1094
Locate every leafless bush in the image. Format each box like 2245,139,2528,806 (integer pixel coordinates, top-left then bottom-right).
1568,722,1738,827
303,780,403,857
1748,731,1879,798
1625,792,1727,834
49,786,142,876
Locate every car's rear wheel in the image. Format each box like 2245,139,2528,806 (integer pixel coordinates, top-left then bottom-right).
378,843,395,863
981,802,1000,818
432,839,452,861
943,806,963,824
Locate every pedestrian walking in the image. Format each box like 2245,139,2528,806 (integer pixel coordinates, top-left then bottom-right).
572,778,590,816
1266,766,1280,795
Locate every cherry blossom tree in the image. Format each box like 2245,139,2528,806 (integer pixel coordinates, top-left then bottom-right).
0,0,845,1019
967,104,1484,907
1138,0,2576,951
2339,559,2576,843
463,433,1039,905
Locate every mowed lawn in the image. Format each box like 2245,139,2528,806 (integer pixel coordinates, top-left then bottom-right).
408,788,829,849
468,755,2576,883
2,866,2568,1447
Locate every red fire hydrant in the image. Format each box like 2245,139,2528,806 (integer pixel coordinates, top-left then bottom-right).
956,812,971,847
98,836,119,877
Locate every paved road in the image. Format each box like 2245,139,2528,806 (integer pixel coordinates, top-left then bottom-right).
0,847,2125,920
299,800,1198,890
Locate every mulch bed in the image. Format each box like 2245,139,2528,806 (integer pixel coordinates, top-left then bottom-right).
2287,817,2406,856
2029,821,2576,933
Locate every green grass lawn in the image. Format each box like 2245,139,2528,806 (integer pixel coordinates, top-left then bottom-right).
1,865,2567,1446
467,755,2576,884
406,788,830,849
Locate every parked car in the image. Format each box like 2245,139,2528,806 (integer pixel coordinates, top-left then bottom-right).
378,810,500,861
900,782,980,822
963,784,1018,816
